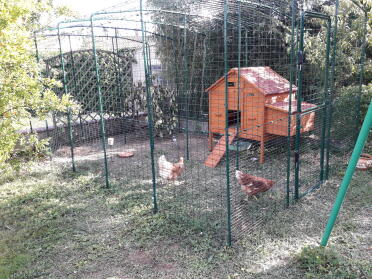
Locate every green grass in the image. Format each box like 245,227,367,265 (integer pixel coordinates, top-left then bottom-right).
0,161,370,278
297,246,370,279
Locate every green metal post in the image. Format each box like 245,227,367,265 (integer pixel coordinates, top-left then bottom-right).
294,13,305,200
66,107,76,170
319,17,332,182
140,0,158,213
68,35,84,135
321,100,372,246
199,35,207,116
244,29,248,66
236,1,241,170
295,12,332,198
33,33,51,138
90,16,110,187
183,14,190,160
286,0,297,207
146,42,153,78
224,0,232,246
111,36,117,101
325,0,340,180
114,28,123,114
171,30,181,130
355,11,368,138
58,24,76,172
112,31,126,142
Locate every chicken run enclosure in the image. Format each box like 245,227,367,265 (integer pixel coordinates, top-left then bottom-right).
33,0,369,245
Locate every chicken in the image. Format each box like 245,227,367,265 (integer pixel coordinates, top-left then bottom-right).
158,155,185,180
235,170,274,196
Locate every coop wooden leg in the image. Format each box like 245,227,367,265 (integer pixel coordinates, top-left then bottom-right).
208,132,213,151
260,139,265,164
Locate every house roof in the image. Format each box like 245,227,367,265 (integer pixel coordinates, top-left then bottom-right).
206,66,297,95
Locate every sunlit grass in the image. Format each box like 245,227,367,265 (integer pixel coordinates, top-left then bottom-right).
0,161,370,278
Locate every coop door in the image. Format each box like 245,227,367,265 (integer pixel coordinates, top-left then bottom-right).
294,12,332,199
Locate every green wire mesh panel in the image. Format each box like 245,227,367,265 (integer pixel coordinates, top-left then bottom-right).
91,29,156,207
34,32,74,169
128,0,297,243
222,0,295,241
33,0,368,245
294,10,332,198
327,1,370,176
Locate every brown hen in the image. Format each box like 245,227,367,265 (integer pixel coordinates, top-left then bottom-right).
235,170,274,196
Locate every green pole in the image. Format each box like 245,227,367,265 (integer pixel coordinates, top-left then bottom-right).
295,12,332,198
325,0,340,180
355,11,368,138
33,33,51,139
140,0,158,213
244,29,248,67
199,35,207,116
183,14,190,160
319,17,332,182
58,24,76,172
90,16,110,187
321,100,372,246
171,30,181,129
114,28,123,115
236,0,241,170
286,0,297,207
68,35,84,136
294,12,305,200
223,0,232,247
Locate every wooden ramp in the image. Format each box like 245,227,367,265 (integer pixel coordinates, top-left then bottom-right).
205,129,237,168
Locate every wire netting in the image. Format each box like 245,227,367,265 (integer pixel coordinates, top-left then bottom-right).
33,0,369,245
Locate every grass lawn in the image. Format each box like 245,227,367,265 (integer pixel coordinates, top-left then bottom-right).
0,162,370,279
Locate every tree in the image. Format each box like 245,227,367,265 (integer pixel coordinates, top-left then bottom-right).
0,0,75,173
148,0,292,117
303,0,371,140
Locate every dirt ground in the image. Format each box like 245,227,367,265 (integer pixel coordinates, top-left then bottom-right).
53,130,329,239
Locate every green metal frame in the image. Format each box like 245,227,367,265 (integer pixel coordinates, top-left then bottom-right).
294,11,332,199
223,0,232,247
89,16,110,187
324,0,340,180
286,0,297,206
235,0,242,171
33,32,51,139
140,0,158,213
183,14,190,161
57,23,76,172
32,0,369,247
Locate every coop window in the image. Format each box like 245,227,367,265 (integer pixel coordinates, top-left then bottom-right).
228,82,235,87
228,110,241,127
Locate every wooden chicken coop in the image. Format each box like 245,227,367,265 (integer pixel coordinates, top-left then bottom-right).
204,66,316,167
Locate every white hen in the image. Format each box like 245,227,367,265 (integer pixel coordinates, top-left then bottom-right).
158,155,185,180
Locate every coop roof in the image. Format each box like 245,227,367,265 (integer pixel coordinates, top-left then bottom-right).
265,101,316,114
206,66,297,95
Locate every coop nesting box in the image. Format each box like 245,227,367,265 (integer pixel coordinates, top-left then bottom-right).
205,66,316,166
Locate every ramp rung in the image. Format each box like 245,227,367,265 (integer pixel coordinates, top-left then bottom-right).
205,130,237,168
